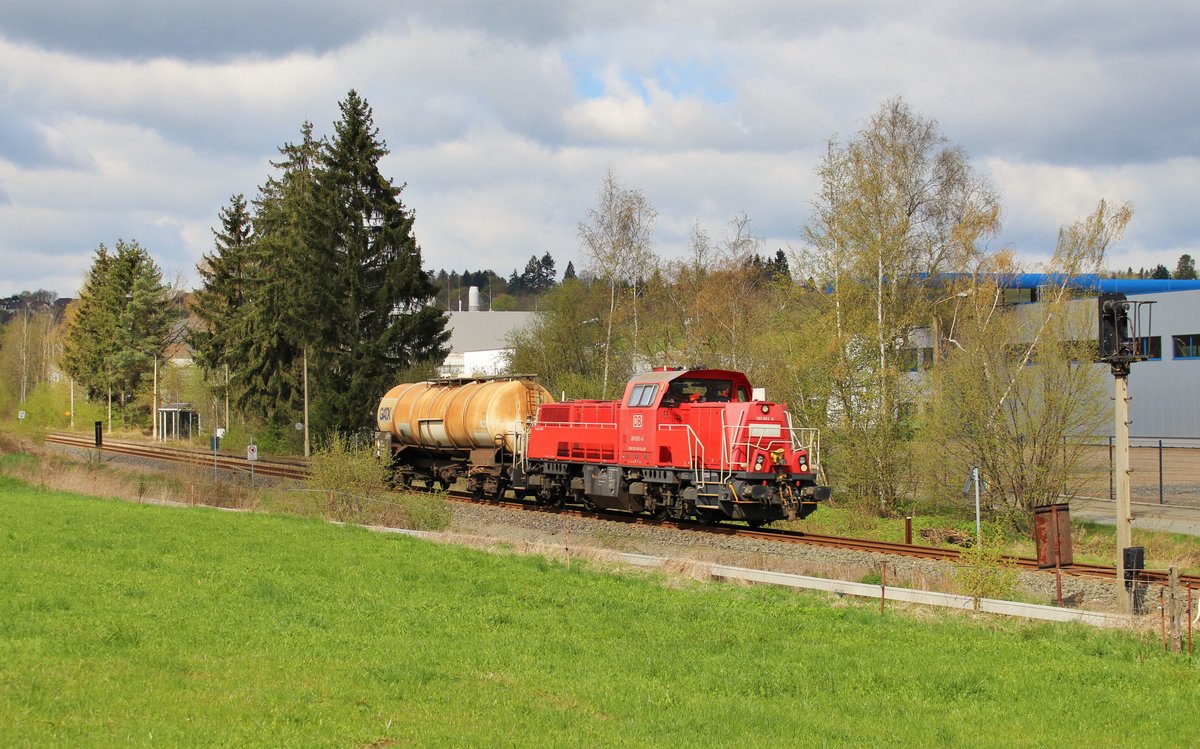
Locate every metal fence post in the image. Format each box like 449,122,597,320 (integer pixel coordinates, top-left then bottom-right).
1159,439,1164,505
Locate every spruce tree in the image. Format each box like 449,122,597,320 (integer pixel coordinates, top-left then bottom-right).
62,244,118,400
239,123,325,423
538,252,557,289
62,239,180,426
190,194,254,407
310,90,448,433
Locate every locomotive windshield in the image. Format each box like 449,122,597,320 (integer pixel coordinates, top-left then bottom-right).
661,378,736,406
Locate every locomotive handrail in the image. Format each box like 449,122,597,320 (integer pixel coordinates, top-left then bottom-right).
657,423,705,484
720,410,729,480
532,421,618,429
719,416,822,478
785,415,821,467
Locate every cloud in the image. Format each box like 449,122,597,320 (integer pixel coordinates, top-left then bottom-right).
2,1,1200,297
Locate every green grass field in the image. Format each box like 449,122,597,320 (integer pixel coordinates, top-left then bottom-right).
1,477,1197,748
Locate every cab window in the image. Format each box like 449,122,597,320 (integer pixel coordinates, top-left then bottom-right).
627,384,659,407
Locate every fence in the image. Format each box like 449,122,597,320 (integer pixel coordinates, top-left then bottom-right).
1129,570,1197,655
1072,437,1200,507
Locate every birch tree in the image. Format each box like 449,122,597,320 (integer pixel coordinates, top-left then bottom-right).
801,97,1001,513
577,169,657,397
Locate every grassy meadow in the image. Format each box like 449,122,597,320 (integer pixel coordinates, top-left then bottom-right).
1,476,1198,747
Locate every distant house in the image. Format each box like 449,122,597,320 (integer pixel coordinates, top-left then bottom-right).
439,310,537,377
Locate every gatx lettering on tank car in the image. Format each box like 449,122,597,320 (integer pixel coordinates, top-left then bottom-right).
375,367,830,526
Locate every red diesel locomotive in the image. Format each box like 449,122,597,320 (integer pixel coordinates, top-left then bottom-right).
375,367,829,525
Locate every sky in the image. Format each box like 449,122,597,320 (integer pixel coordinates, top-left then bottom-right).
2,1,1199,298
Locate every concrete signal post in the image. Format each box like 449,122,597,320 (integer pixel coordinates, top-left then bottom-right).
1096,292,1153,614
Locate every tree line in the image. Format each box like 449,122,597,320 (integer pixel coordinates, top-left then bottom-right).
431,253,566,311
1108,254,1197,281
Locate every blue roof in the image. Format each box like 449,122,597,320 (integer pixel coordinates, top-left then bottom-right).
934,274,1200,295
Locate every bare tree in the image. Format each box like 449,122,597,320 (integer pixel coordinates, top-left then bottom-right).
577,169,657,397
800,97,1001,513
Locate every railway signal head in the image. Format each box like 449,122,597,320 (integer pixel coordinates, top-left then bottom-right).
1096,292,1154,373
1097,292,1132,361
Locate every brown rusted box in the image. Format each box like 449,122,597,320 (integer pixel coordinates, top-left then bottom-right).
1034,503,1073,568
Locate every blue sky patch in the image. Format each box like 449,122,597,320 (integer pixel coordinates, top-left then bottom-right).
565,49,732,104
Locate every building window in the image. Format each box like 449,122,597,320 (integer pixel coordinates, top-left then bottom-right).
1136,336,1162,360
898,347,933,372
1173,334,1200,360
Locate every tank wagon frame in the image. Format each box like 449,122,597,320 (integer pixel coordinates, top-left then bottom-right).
375,369,830,526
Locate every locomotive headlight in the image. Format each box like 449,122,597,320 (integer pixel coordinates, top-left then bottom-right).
760,405,770,414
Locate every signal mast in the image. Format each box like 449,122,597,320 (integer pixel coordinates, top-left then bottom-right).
1096,292,1154,614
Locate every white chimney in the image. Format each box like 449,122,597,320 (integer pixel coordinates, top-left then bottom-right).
468,285,480,312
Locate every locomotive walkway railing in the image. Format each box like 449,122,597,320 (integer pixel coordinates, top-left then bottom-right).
657,423,705,484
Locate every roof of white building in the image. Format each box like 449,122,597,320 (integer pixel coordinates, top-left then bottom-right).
445,311,538,354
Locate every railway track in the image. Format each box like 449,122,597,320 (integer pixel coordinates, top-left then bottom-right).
42,432,1198,587
44,433,308,480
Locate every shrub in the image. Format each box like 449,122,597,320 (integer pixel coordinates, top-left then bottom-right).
954,532,1018,607
307,433,388,497
306,434,451,532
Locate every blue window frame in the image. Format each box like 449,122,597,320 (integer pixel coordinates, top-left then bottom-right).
1137,336,1162,360
1173,334,1200,359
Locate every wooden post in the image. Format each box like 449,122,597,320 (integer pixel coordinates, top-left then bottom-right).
328,491,334,523
1160,588,1167,652
1114,374,1133,614
1053,504,1063,607
880,562,887,616
1169,567,1182,653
